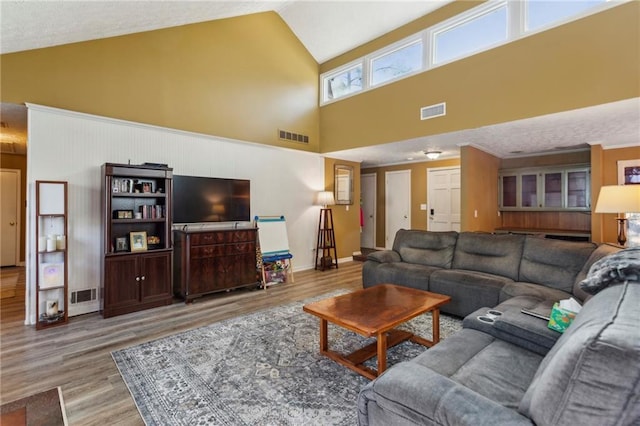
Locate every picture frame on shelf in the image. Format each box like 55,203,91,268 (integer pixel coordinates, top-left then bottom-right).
115,237,129,252
135,179,155,193
114,210,134,219
130,231,148,252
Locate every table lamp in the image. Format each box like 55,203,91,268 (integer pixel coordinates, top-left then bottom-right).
594,185,640,246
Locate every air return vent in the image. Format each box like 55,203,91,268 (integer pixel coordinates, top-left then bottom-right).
278,129,309,144
420,102,446,120
70,288,97,304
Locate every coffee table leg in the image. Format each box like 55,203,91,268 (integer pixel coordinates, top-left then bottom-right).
320,318,328,353
432,309,440,344
377,332,387,374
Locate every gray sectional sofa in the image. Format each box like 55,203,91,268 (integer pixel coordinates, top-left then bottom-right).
358,231,640,425
363,229,616,317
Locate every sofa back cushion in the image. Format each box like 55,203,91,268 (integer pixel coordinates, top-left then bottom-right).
452,232,524,280
519,237,596,292
392,229,458,268
518,281,640,425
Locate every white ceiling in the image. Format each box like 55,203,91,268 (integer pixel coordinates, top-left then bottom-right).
1,1,638,164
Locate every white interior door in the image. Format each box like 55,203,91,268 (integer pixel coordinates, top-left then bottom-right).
385,170,411,249
427,167,461,232
1,169,20,266
360,173,376,249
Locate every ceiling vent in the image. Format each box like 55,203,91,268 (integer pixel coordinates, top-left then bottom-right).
278,129,309,144
420,102,446,121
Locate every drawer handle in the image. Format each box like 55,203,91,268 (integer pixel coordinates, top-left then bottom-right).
136,276,140,282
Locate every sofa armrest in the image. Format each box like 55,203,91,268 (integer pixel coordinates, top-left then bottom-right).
367,250,401,263
358,362,533,426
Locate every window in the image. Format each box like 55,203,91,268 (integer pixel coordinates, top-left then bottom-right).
526,0,607,31
320,0,625,105
432,3,508,65
323,64,363,101
370,39,423,86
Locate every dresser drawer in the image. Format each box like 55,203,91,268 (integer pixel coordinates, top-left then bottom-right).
190,245,225,258
226,230,255,243
190,232,225,246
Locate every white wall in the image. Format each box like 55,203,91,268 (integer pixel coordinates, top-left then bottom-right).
26,104,324,323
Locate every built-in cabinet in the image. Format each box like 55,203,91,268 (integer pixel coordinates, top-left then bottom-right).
35,181,69,330
101,163,173,318
499,165,590,211
173,228,259,302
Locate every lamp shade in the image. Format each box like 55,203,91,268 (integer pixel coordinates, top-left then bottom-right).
424,151,441,160
594,185,640,213
315,191,335,207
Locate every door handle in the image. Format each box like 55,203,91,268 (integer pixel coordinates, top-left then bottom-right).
9,221,15,226
430,209,434,215
404,215,408,219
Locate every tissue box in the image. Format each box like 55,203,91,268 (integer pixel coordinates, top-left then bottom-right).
547,302,577,333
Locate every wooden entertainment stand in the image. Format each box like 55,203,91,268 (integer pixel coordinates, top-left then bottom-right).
173,228,260,302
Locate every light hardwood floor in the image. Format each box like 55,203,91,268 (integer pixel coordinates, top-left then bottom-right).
0,262,364,425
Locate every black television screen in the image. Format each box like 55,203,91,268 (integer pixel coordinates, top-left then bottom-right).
173,175,250,223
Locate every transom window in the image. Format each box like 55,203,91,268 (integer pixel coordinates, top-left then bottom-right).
320,0,625,105
370,39,423,86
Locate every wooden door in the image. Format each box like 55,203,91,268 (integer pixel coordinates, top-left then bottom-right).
1,169,20,266
385,170,411,249
104,256,139,311
139,251,171,304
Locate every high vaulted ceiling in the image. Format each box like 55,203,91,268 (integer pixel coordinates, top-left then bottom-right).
1,1,638,164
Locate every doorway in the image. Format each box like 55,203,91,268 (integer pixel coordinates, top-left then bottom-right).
427,167,461,232
1,169,21,266
360,173,376,249
385,170,411,249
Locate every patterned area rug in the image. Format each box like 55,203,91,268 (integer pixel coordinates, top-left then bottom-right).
112,291,462,425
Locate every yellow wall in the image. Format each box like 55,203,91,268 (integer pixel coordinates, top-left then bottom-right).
319,2,639,153
362,158,460,247
0,154,27,263
323,158,361,259
591,145,640,243
461,146,501,232
0,12,320,152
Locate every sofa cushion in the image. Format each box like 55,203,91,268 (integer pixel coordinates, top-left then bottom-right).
572,243,621,301
392,229,458,268
519,237,596,293
412,329,543,409
452,232,524,281
518,281,640,425
430,269,513,317
362,262,435,291
499,281,571,304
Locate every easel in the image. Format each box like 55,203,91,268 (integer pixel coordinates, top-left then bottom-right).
315,208,338,270
254,216,294,289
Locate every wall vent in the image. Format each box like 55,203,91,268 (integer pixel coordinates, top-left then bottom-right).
70,288,97,304
278,129,309,144
420,102,446,120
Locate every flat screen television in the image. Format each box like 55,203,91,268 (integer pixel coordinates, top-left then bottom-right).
173,175,250,223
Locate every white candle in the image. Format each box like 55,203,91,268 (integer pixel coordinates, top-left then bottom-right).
56,235,66,250
46,238,56,252
38,236,47,252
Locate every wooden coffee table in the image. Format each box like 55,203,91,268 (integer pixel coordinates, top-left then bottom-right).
303,284,451,379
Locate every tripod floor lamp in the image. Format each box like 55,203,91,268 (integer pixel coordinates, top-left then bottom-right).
315,191,338,271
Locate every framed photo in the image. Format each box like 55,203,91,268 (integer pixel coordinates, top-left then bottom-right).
130,231,148,252
135,179,155,193
114,210,134,219
618,159,640,248
115,237,129,252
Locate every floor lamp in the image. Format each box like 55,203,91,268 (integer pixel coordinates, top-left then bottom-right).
594,185,640,246
315,191,338,270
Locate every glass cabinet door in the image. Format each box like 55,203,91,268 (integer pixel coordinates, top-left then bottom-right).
501,175,517,208
521,173,538,207
543,172,562,208
567,170,589,208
